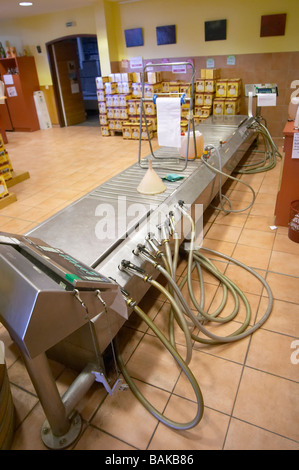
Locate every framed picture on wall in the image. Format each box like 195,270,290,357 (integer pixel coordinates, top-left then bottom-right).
124,28,144,47
156,25,176,45
205,19,227,41
260,14,287,37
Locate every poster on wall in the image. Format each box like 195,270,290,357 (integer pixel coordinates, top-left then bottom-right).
125,28,144,47
205,19,227,41
260,14,287,37
156,25,176,45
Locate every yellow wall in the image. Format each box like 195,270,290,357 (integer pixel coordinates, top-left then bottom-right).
0,0,298,85
0,5,97,85
116,0,299,61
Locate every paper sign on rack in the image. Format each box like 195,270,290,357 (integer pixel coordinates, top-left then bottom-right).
257,93,277,107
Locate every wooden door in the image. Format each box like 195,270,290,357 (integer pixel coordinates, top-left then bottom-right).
52,40,86,126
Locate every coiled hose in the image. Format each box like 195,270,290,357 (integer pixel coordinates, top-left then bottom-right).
115,203,273,430
235,118,282,174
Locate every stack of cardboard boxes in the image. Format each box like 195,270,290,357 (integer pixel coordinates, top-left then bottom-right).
213,78,242,116
96,68,242,139
195,68,221,119
196,69,242,117
0,135,12,199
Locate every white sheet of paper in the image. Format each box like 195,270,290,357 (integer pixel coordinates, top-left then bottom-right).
156,97,181,148
3,74,13,85
257,93,277,107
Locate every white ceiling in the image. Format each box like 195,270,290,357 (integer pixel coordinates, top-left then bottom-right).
0,0,127,21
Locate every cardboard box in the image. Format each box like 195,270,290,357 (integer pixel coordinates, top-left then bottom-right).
213,98,225,115
179,84,191,98
196,80,205,93
104,82,117,94
101,126,110,136
106,95,114,107
143,100,156,116
113,107,121,119
195,93,204,106
99,114,109,125
203,93,215,106
132,82,142,97
205,79,216,92
119,94,132,106
144,82,162,97
227,79,242,97
216,79,228,97
95,76,109,89
122,123,132,140
97,90,106,102
205,68,221,79
119,107,129,120
201,106,212,118
98,102,107,114
147,72,161,84
116,82,123,94
0,164,12,181
132,72,144,83
0,175,8,199
0,149,8,166
224,98,240,115
162,81,170,93
121,73,133,82
121,82,132,94
128,99,138,115
169,82,180,93
112,95,120,107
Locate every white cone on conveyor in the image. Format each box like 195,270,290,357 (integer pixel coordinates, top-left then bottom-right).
137,159,166,195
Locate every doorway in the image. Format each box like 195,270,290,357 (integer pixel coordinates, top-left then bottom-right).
46,35,101,127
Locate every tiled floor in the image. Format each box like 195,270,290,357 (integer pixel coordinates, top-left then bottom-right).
0,125,299,450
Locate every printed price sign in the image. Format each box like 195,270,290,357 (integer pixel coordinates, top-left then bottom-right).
292,132,299,159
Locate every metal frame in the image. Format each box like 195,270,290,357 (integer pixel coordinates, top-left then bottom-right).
138,62,197,171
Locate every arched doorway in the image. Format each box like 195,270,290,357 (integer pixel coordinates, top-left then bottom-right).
46,35,100,127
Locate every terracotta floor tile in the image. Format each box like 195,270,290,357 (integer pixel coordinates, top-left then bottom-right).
205,224,242,243
224,418,299,450
273,232,299,256
269,250,299,277
73,425,136,450
233,368,299,442
91,379,170,449
257,297,299,337
244,215,276,232
174,349,243,415
232,244,272,270
246,328,299,381
238,228,275,250
148,397,229,450
266,272,299,303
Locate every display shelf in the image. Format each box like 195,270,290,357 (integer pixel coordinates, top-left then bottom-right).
0,56,40,132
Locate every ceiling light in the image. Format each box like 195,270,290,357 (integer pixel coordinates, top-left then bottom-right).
19,2,33,6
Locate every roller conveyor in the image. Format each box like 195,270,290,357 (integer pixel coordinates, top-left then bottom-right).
26,116,255,276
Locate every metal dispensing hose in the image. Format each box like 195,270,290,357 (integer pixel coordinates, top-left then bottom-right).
115,201,273,430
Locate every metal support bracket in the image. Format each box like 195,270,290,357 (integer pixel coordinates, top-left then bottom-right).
92,371,129,396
